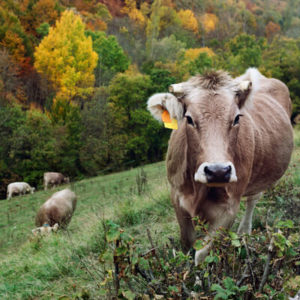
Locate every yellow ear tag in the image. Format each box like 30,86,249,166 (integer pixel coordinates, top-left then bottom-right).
161,110,178,130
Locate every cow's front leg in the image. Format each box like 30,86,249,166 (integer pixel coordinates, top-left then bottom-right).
195,198,240,266
238,192,262,234
173,203,195,253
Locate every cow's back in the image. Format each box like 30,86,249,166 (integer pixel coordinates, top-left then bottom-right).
36,189,77,227
243,77,293,196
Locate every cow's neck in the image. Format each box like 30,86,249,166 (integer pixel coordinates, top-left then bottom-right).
178,178,230,218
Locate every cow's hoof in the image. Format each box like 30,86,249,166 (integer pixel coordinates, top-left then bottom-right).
195,245,210,266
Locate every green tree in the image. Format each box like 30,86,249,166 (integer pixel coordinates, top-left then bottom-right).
80,88,111,175
109,66,167,166
146,0,161,58
34,10,98,103
220,34,265,75
9,109,57,184
262,37,300,114
147,67,176,93
0,104,25,198
187,52,213,76
85,30,129,86
151,35,186,63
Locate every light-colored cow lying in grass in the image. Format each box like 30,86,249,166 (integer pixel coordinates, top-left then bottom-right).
43,172,70,190
35,188,77,229
32,223,59,236
7,182,35,200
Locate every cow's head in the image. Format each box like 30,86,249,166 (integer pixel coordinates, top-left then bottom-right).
147,70,254,187
64,177,70,184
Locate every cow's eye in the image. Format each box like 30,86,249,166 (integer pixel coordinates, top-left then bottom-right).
186,115,195,127
233,114,243,126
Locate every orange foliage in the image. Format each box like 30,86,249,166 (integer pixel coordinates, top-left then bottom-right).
201,13,218,33
0,31,27,69
32,0,59,26
265,21,281,39
245,1,260,13
178,9,198,33
74,0,96,12
81,11,107,31
86,18,107,31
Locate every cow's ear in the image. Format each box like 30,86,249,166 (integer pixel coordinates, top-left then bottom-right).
147,93,184,122
236,80,252,110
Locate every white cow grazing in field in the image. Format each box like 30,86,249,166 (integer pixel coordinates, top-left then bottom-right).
7,182,35,200
35,189,77,228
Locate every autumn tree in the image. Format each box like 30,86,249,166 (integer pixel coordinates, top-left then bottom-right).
265,21,280,40
34,10,98,104
178,9,198,33
121,0,146,27
0,6,31,71
32,0,60,28
201,13,218,33
78,2,112,31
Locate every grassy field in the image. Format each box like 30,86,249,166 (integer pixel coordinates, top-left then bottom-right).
0,162,178,299
0,130,299,299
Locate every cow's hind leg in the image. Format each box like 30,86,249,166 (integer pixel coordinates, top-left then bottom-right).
238,192,262,235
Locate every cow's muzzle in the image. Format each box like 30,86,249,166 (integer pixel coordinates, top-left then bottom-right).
194,162,237,186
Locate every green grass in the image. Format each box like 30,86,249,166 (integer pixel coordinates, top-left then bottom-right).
0,162,179,299
0,130,299,299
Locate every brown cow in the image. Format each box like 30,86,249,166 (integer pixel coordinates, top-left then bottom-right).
35,189,77,228
43,172,70,190
147,68,293,265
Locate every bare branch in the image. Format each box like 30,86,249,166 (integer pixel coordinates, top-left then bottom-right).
258,236,274,293
242,236,256,289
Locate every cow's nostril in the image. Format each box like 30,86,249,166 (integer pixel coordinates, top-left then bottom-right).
224,165,231,174
204,166,213,175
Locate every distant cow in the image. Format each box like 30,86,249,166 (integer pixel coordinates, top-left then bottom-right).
43,172,70,190
35,188,77,228
147,68,293,265
7,182,35,200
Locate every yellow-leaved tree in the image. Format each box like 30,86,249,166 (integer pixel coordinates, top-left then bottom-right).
201,13,218,33
34,10,98,103
121,0,146,27
184,47,215,61
178,9,198,33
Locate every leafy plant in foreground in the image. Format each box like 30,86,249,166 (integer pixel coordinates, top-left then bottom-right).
93,217,299,299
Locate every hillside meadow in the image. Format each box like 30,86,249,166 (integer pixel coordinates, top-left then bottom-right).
0,129,299,299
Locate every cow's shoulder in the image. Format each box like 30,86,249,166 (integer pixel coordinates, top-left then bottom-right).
166,127,189,188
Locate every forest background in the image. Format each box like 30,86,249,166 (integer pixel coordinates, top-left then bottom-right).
1,0,300,199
